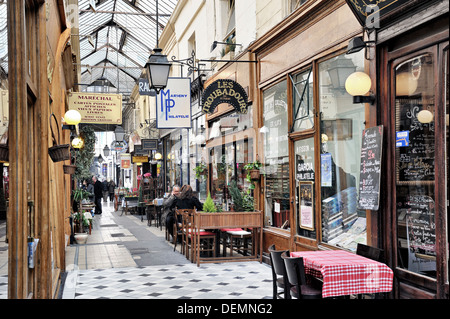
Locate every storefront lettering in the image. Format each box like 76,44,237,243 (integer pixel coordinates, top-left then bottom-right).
202,79,249,114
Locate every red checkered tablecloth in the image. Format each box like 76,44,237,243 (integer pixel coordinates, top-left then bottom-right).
290,250,393,298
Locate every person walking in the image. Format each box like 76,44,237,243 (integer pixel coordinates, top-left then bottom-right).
163,185,181,240
92,176,103,215
86,180,94,202
108,179,116,203
102,179,109,202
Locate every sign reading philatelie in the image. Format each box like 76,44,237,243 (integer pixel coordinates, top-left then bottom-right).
201,79,248,114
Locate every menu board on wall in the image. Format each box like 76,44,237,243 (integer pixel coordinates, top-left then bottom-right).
396,100,435,184
357,125,383,210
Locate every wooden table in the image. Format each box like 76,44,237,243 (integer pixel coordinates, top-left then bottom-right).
194,211,263,266
290,250,394,298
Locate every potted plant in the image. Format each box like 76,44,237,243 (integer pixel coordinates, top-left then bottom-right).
202,193,218,213
193,162,208,179
228,181,254,212
244,160,262,182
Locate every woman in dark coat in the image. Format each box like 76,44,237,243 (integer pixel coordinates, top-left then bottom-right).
171,185,203,211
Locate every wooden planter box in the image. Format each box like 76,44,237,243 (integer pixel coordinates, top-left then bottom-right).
194,211,263,266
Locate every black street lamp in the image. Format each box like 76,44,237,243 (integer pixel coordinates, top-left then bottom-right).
145,48,171,93
103,145,110,157
114,126,125,142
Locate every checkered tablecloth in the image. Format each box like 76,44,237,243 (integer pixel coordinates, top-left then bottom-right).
290,250,393,298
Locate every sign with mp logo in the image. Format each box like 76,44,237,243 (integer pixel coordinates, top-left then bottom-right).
156,78,191,129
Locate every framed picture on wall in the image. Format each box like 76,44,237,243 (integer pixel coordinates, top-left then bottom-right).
299,181,314,231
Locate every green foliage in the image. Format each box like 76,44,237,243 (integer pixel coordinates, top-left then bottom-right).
193,162,208,179
72,188,91,202
202,193,217,213
73,126,96,182
228,180,254,212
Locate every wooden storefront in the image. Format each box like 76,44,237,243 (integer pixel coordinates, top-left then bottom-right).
375,0,449,299
7,0,77,298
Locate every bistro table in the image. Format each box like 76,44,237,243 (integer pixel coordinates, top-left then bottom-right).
290,250,394,298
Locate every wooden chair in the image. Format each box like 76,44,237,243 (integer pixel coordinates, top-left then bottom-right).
356,243,384,262
184,211,216,262
356,243,385,299
281,252,322,299
268,244,291,299
222,228,253,257
173,209,185,254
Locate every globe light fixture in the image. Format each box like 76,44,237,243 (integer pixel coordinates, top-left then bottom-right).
396,72,418,96
417,110,433,124
345,71,375,104
71,137,84,149
154,152,162,160
64,110,82,125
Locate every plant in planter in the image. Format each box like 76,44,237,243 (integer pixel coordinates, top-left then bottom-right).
228,181,254,212
193,162,208,179
203,193,218,213
244,160,262,182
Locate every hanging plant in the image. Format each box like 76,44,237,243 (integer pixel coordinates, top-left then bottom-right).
72,126,96,182
193,162,208,179
244,160,262,182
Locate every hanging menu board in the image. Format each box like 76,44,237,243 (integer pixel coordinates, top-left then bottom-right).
396,100,435,184
357,125,383,210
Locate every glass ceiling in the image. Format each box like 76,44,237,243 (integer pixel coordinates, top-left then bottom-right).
78,0,178,97
0,2,7,77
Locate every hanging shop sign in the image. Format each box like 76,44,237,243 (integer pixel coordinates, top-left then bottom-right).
120,153,131,169
132,155,149,163
156,77,191,129
345,0,410,28
141,139,158,151
138,78,156,96
68,92,122,124
202,79,248,114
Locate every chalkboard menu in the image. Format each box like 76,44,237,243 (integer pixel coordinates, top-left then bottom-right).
358,125,383,210
396,100,435,184
401,194,436,258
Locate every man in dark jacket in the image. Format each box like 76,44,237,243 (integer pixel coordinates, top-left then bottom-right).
92,176,103,214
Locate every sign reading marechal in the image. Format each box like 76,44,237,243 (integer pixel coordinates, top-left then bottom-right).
201,79,248,114
68,92,122,124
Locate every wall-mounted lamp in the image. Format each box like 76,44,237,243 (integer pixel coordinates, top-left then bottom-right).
72,137,84,149
97,154,104,164
345,71,375,104
346,36,375,59
210,41,242,52
63,109,82,131
154,152,162,160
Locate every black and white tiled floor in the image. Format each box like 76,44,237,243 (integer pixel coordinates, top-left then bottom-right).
62,262,273,299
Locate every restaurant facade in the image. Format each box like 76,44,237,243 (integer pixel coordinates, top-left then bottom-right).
247,0,448,299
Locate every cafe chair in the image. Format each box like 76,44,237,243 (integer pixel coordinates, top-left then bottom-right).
281,252,322,299
268,244,291,299
356,243,385,262
173,209,185,253
222,228,253,257
356,243,385,299
183,210,216,262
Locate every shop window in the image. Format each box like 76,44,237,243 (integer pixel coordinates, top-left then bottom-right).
291,67,313,132
318,52,366,251
294,138,316,238
263,81,290,228
395,53,437,278
208,106,253,140
209,139,253,211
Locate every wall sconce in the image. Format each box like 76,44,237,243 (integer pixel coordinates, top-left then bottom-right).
72,137,84,149
347,36,375,60
417,110,433,124
396,72,418,96
63,109,82,132
97,155,104,164
345,71,375,104
210,41,242,52
154,152,162,160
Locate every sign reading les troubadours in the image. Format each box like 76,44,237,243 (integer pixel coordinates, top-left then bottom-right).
68,92,122,124
202,79,248,114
